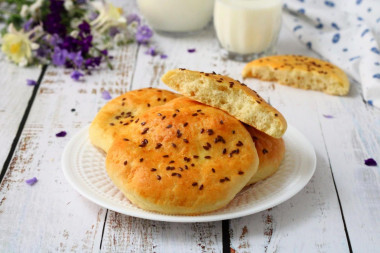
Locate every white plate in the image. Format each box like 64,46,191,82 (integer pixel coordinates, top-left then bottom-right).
62,125,316,223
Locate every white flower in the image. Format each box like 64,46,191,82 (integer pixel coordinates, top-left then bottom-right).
90,1,127,33
64,0,74,11
1,24,42,66
20,5,29,18
30,0,44,13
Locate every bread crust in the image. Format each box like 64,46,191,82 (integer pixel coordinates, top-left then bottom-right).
245,125,285,185
161,69,287,138
89,88,180,152
106,97,259,215
242,55,350,96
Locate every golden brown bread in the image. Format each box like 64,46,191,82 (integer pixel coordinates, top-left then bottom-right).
245,126,285,185
242,55,350,96
89,88,180,152
161,69,287,138
106,97,259,215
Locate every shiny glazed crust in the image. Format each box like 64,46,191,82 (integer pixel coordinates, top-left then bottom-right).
106,97,259,215
242,55,350,96
161,69,287,138
245,126,285,185
89,88,180,152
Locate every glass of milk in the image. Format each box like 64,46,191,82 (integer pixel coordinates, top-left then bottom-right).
214,0,282,61
137,0,215,36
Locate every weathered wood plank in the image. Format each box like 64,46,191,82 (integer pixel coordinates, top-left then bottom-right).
0,61,41,172
316,80,380,252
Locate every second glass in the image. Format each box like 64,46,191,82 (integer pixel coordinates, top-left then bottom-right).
214,0,282,61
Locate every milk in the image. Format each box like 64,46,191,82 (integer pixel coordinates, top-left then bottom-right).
137,0,214,33
214,0,282,56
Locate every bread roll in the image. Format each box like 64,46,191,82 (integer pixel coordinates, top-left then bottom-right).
161,69,287,138
245,126,285,185
242,55,349,96
89,88,180,152
106,97,259,215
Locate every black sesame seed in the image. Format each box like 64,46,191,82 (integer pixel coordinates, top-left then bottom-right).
163,155,169,158
147,103,151,107
220,120,224,124
141,122,146,126
192,113,198,116
214,135,226,144
205,156,211,159
199,184,204,190
179,167,184,171
183,139,189,143
172,113,177,118
151,168,157,172
192,182,198,186
236,141,243,147
141,128,149,134
216,80,222,83
184,122,188,127
262,149,268,154
158,113,162,116
166,124,172,128
200,128,205,134
110,123,115,126
169,160,175,164
207,129,214,135
184,165,188,170
157,98,161,101
197,109,202,112
232,130,236,134
163,98,167,102
212,168,215,173
155,143,162,149
139,158,144,162
135,118,139,123
171,143,177,148
176,109,180,112
193,155,199,159
225,177,230,181
275,113,278,117
203,145,210,151
162,116,166,120
220,179,225,183
139,139,148,147
123,160,128,165
157,175,161,180
223,148,227,154
191,163,195,167
123,138,129,141
256,100,261,104
177,130,182,138
238,171,244,175
229,82,234,88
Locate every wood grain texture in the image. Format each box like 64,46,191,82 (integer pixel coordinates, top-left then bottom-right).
0,61,41,172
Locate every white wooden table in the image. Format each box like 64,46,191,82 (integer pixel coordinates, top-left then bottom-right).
1,1,379,252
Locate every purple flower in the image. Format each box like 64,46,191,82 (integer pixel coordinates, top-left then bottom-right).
364,158,377,166
85,57,101,68
160,54,168,59
109,27,120,37
136,25,153,44
89,12,99,21
127,14,141,26
187,48,196,53
102,90,112,100
23,19,34,32
71,70,84,81
52,47,68,66
56,131,67,137
43,0,67,36
68,51,84,68
25,177,38,186
27,79,37,86
323,114,334,118
79,21,91,35
77,0,86,4
48,34,63,47
145,46,156,56
100,49,108,56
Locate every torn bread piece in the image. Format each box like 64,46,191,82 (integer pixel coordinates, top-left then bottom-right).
242,55,350,96
161,69,287,138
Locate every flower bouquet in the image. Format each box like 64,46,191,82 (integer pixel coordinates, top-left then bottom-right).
0,0,155,81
